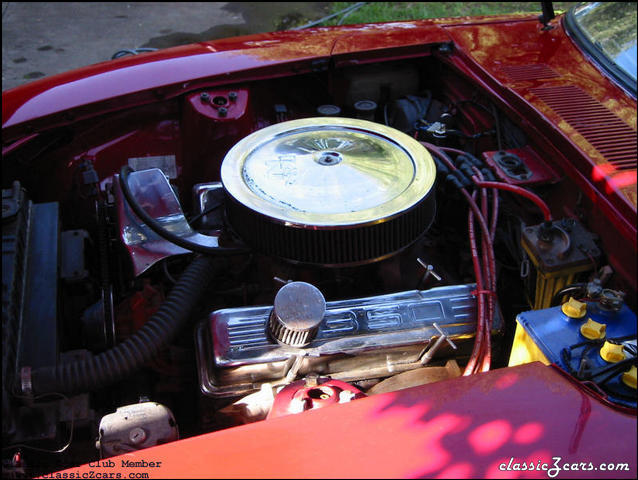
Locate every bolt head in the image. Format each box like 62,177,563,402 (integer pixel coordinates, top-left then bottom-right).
218,107,228,117
129,427,147,445
228,91,238,101
305,373,319,387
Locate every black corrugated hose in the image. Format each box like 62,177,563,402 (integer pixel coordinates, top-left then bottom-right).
28,254,217,395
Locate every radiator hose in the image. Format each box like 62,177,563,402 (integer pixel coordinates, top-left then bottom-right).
27,254,217,395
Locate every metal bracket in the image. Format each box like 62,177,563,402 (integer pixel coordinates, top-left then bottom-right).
420,323,457,365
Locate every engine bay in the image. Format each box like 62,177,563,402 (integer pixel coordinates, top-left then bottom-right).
2,53,636,475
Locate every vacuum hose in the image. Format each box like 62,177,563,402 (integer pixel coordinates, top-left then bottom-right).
27,255,217,395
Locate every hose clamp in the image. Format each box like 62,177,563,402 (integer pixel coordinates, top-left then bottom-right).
520,255,530,279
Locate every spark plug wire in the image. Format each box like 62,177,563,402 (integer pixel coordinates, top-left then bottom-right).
421,141,553,374
472,180,552,222
420,141,498,374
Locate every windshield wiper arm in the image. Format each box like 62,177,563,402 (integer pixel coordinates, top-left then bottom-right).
539,1,555,30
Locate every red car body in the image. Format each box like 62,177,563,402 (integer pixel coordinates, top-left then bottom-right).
2,8,636,479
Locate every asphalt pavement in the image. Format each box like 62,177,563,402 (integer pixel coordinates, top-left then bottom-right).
2,2,329,91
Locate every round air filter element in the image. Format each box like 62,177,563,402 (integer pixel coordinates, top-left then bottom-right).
221,117,436,266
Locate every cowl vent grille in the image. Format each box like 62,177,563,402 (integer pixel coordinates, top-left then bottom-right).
500,64,560,82
530,85,636,171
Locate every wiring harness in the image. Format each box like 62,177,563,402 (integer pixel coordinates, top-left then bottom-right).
420,141,552,375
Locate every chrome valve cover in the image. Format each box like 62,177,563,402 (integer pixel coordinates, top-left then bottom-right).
196,284,502,398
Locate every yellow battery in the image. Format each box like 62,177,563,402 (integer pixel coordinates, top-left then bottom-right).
509,300,586,367
520,219,600,310
526,262,589,310
508,319,550,366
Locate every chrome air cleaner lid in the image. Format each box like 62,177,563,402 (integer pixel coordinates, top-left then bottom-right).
221,117,437,265
222,118,435,227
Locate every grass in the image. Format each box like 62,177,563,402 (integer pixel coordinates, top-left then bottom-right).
322,2,580,26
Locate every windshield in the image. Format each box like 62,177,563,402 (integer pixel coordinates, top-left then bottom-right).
567,2,637,91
